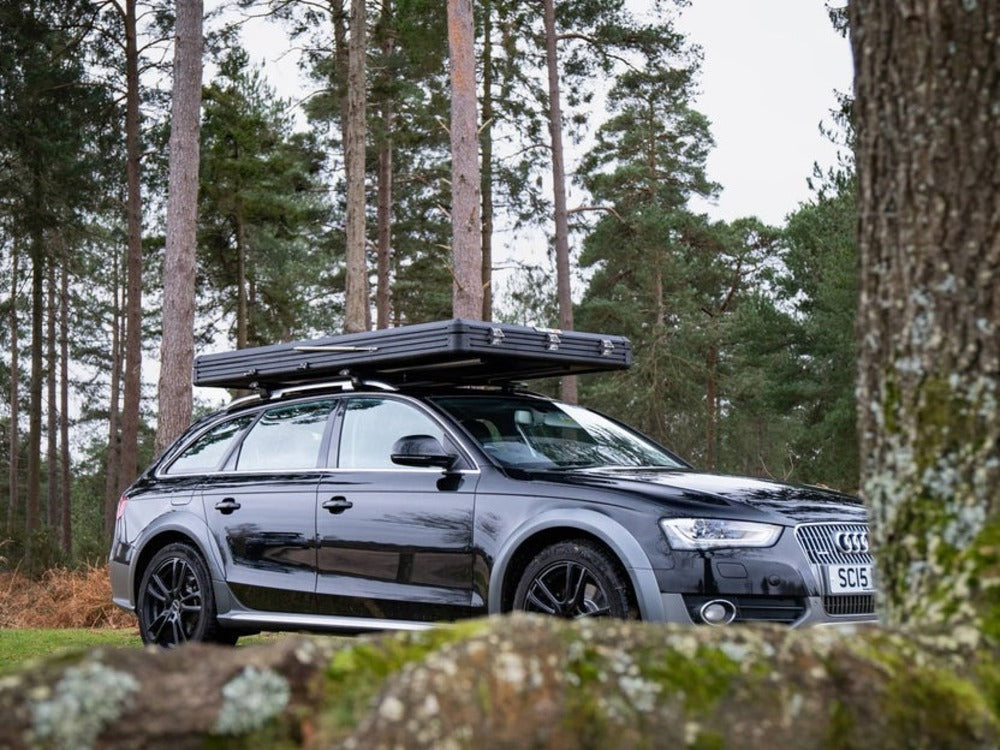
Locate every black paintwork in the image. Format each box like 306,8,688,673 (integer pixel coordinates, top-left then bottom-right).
113,385,871,631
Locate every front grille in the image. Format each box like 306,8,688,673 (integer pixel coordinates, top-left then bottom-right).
823,594,876,617
683,595,806,626
795,522,875,565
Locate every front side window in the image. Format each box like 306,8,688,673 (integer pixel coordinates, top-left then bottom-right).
338,397,445,469
235,401,334,471
165,415,255,475
431,395,685,470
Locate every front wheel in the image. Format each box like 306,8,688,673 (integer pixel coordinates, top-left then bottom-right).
137,543,236,647
513,540,636,619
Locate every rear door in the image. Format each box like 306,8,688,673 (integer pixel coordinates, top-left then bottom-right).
200,400,335,614
315,395,479,623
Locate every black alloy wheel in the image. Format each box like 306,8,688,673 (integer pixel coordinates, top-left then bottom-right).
138,543,236,647
513,540,636,619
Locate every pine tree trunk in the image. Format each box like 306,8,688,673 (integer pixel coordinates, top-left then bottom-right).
104,256,122,539
447,0,483,320
376,101,392,329
59,252,71,553
119,0,144,483
344,0,369,333
542,0,576,403
7,241,19,535
705,344,717,471
235,209,249,349
374,0,394,330
156,0,203,455
26,210,44,559
850,0,1000,642
46,256,58,532
479,0,494,322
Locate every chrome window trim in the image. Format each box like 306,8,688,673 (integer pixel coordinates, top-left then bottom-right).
154,391,483,479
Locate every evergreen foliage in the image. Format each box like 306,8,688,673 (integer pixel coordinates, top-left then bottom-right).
0,3,864,564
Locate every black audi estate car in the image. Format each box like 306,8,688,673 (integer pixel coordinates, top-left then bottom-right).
110,320,877,646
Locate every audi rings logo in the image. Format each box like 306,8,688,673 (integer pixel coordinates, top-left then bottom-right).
835,531,869,554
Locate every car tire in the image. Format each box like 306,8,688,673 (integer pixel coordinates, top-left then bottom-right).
513,539,637,619
137,543,237,647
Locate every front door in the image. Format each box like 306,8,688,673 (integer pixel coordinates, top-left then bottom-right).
315,395,478,623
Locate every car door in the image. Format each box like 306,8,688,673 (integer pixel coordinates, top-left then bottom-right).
315,395,479,623
200,399,335,614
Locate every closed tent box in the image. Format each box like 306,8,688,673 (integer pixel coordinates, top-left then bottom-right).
192,319,631,391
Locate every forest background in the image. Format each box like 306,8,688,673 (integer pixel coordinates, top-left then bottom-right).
0,0,857,571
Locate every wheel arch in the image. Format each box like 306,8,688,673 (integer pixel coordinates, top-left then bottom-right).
130,515,221,605
488,509,665,621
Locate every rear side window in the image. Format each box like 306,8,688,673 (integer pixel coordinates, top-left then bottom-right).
165,415,255,475
235,401,334,471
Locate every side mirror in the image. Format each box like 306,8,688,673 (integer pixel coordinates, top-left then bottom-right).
391,434,458,470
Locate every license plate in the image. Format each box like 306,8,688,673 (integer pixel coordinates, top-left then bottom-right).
826,565,875,594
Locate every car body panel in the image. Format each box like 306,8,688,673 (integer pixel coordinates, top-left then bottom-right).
111,382,878,637
314,468,480,620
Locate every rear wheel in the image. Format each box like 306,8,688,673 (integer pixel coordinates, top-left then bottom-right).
513,540,636,619
137,543,237,647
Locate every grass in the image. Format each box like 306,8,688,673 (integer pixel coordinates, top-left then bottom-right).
0,628,304,672
0,628,142,672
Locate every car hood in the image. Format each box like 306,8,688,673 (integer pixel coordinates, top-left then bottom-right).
531,467,867,525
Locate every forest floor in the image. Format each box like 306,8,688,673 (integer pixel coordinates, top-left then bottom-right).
0,565,321,670
0,564,140,669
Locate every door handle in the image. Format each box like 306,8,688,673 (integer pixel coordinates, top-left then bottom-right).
214,498,241,515
322,496,354,514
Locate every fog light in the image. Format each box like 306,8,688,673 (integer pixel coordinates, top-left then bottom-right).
699,599,737,625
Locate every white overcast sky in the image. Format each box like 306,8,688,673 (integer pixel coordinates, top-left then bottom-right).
223,0,854,229
676,1,853,224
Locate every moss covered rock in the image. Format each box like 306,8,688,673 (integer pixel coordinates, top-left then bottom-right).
0,616,996,749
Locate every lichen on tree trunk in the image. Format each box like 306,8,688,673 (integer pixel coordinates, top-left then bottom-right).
850,0,1000,645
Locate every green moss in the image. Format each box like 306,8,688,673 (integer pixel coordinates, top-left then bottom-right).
640,643,744,713
321,620,488,734
883,663,997,749
971,520,1000,645
689,729,725,750
822,699,859,750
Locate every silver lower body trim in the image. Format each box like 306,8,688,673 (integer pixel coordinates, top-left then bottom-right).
219,611,435,634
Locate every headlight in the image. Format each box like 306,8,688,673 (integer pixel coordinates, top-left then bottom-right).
659,518,782,550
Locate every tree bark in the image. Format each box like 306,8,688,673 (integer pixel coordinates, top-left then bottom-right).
542,0,576,403
59,250,71,552
156,0,204,455
479,0,494,322
119,0,144,487
343,0,369,333
705,344,717,471
374,0,394,330
104,254,122,539
375,99,392,329
26,220,44,558
851,1,1000,643
7,240,19,535
447,0,483,320
235,208,249,349
46,253,58,533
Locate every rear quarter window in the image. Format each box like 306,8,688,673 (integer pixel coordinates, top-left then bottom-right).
164,415,255,475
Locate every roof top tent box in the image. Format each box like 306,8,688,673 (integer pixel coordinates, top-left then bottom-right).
192,319,632,391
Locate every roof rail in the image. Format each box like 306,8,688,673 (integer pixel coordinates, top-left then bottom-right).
225,377,398,411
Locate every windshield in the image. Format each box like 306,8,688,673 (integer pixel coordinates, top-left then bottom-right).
430,395,686,470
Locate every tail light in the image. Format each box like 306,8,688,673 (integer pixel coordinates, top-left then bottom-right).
115,495,128,521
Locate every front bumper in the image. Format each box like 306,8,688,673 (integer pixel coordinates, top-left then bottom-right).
661,592,878,627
